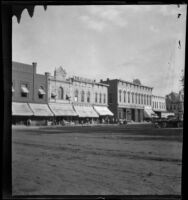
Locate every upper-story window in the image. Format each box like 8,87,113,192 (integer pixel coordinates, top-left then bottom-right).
74,90,79,102
81,90,85,102
87,91,90,103
128,92,130,103
132,92,134,103
123,91,126,103
103,94,106,104
141,94,143,104
38,86,46,99
119,90,122,102
95,92,98,103
21,83,29,98
58,87,64,100
99,93,102,103
135,93,137,104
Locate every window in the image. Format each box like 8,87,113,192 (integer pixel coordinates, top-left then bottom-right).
21,83,29,98
87,91,90,103
123,91,126,102
103,94,106,104
95,93,98,103
81,90,85,102
135,93,137,104
38,86,45,99
74,90,78,102
128,92,130,103
132,92,134,103
58,87,64,100
99,93,102,103
138,94,140,104
119,90,122,102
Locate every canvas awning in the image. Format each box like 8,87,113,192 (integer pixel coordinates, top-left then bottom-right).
51,92,57,97
73,105,99,118
94,106,114,116
12,102,33,116
29,103,53,116
48,103,77,116
21,86,29,93
144,107,157,118
38,88,46,95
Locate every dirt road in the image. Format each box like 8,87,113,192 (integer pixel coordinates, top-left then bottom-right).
12,124,183,195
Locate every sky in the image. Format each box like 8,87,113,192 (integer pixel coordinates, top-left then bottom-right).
12,5,187,96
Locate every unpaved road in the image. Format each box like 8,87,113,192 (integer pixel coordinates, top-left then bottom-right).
12,124,183,195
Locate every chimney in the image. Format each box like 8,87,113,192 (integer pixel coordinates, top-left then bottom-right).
32,62,37,74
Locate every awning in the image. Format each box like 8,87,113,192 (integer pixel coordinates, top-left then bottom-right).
73,105,99,118
48,103,77,116
12,102,33,116
51,92,57,97
144,107,157,118
29,103,53,116
21,86,29,93
161,112,175,118
94,106,114,116
38,88,46,95
12,87,15,92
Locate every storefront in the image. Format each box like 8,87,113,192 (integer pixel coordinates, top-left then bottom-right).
12,102,33,125
94,106,113,123
48,103,78,124
73,105,99,124
28,103,54,125
144,106,158,121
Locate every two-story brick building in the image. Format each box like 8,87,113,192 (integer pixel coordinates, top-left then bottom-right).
101,78,154,122
47,67,113,123
12,61,53,125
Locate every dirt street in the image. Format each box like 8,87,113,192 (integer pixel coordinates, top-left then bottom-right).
12,124,183,195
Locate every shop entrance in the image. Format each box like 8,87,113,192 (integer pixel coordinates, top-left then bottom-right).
131,109,135,121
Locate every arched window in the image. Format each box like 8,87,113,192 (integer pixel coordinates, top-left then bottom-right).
81,90,85,102
74,90,79,102
95,92,98,103
132,92,134,103
58,87,64,99
128,92,130,103
99,93,102,103
87,91,90,103
103,94,106,104
119,90,122,102
123,91,126,102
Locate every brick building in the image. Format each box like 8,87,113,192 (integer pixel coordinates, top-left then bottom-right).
12,61,53,125
47,67,113,123
101,79,153,122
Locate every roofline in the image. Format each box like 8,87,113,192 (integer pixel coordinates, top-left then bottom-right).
107,78,153,89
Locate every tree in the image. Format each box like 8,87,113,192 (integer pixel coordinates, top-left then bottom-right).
133,79,141,85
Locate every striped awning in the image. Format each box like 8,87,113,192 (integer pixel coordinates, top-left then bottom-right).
21,86,29,93
48,103,77,116
29,103,53,116
12,102,33,116
94,106,114,116
38,88,46,95
73,105,99,118
144,107,157,118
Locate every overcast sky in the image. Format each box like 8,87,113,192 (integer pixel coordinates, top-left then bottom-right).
12,5,187,96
